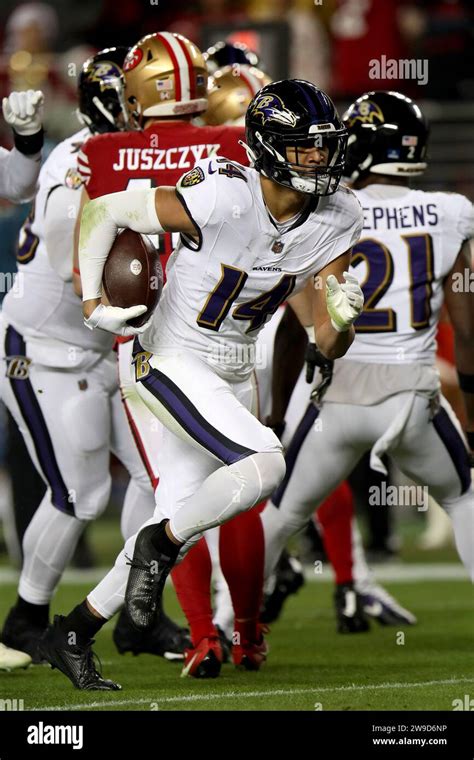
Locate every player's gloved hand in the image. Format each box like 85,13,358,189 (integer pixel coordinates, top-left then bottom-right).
326,271,364,332
84,304,150,336
2,90,44,136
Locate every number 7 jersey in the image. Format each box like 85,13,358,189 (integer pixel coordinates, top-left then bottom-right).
346,184,474,364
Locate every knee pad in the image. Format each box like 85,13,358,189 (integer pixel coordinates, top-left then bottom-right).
244,451,286,506
72,474,111,521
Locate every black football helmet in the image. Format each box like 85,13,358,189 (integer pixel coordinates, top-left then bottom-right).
204,40,262,75
245,79,347,196
78,47,130,134
343,91,429,182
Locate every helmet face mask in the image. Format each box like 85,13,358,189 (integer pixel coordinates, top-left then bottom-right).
78,48,130,134
245,81,348,197
343,91,429,182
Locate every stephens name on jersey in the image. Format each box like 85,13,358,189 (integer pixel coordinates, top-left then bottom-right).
345,184,474,364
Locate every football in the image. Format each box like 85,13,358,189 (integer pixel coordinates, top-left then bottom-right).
102,228,163,327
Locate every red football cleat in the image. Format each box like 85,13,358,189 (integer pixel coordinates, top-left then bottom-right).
181,636,223,679
232,626,269,671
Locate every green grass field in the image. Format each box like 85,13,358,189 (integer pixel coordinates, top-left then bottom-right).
0,576,472,711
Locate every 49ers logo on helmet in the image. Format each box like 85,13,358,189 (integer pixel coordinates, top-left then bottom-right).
123,47,143,72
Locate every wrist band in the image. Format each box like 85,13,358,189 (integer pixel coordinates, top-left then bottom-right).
458,372,474,394
13,128,44,156
466,431,474,450
73,267,80,276
305,325,315,343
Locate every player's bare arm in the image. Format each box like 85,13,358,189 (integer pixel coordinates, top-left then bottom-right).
79,186,196,331
297,250,363,360
443,240,474,450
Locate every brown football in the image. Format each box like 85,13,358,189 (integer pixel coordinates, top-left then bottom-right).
102,229,163,327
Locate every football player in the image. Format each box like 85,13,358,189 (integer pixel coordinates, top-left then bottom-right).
203,68,415,634
260,305,417,631
0,49,188,664
261,92,474,596
38,78,365,690
74,33,274,677
0,88,45,672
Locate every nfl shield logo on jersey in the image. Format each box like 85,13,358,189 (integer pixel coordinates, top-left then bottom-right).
272,240,284,254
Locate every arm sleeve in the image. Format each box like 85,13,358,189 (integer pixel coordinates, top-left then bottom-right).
44,185,81,282
79,189,162,301
0,145,41,203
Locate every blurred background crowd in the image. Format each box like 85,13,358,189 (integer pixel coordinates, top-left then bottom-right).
0,0,473,147
0,0,472,568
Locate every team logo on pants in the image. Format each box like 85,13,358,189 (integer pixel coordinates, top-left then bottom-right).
5,356,31,380
133,350,152,381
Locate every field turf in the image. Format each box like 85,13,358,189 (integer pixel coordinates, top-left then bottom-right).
0,576,472,712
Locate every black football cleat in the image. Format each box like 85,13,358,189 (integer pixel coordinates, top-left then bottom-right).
1,606,47,664
38,615,121,691
334,583,370,634
113,606,191,660
125,520,180,631
260,551,305,624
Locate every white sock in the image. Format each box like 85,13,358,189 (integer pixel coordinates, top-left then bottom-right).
205,527,234,638
351,518,376,593
443,489,474,581
19,495,85,605
87,522,152,619
262,501,301,579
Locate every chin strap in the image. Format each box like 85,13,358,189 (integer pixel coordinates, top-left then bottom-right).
238,139,256,167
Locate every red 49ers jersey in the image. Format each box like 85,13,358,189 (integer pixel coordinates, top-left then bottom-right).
77,121,247,269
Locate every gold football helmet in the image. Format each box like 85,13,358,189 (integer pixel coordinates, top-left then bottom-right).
123,32,208,125
201,65,272,126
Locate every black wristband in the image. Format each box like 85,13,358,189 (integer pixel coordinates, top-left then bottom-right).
13,128,44,156
458,371,474,394
467,431,474,450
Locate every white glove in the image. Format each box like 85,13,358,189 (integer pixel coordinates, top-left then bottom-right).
326,271,364,332
2,90,44,136
84,304,150,336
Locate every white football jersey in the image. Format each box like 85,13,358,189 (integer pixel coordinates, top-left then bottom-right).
344,184,474,364
141,157,363,380
2,129,113,355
